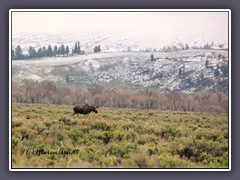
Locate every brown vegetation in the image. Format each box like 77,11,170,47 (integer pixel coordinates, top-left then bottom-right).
12,79,228,113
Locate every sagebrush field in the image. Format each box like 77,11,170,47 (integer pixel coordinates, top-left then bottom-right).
11,103,229,168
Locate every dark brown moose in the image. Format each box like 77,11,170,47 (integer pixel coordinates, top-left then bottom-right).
73,104,98,116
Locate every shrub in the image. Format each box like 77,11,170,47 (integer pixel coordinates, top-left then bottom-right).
92,122,111,131
157,125,181,140
95,131,113,145
102,156,118,167
11,104,228,168
135,125,148,134
113,130,125,142
147,146,158,156
105,144,125,158
133,153,150,168
20,128,35,140
158,153,195,168
45,121,52,128
68,130,84,143
105,142,136,158
59,117,76,126
122,123,135,130
12,120,23,128
12,137,19,149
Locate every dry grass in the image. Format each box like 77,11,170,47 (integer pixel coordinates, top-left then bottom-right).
11,103,229,168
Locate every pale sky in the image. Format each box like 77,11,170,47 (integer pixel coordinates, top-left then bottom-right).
12,11,228,38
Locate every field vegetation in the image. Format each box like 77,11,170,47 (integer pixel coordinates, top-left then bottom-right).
12,103,228,168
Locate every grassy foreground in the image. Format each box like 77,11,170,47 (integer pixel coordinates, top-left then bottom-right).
11,103,229,168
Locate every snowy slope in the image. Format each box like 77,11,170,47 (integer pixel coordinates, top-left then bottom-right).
12,49,229,93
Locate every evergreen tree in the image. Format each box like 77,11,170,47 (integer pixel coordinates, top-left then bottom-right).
150,54,155,61
42,46,47,57
65,74,69,83
74,42,78,54
77,41,81,54
47,45,53,57
58,47,61,55
204,43,210,49
54,45,58,56
60,45,65,55
178,68,183,77
12,49,16,60
73,41,81,54
205,60,209,68
98,45,101,52
28,46,37,59
214,68,220,77
15,45,25,60
37,47,43,58
94,45,101,53
220,64,228,77
66,45,69,55
94,46,98,53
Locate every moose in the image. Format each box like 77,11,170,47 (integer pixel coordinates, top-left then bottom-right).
73,104,98,116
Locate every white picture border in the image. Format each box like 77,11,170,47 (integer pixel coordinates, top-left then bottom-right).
9,9,231,171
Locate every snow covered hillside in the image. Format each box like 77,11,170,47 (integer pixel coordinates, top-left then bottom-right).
12,49,229,93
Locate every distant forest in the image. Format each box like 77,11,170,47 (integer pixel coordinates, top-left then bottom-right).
12,40,225,60
12,80,228,113
12,42,102,60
